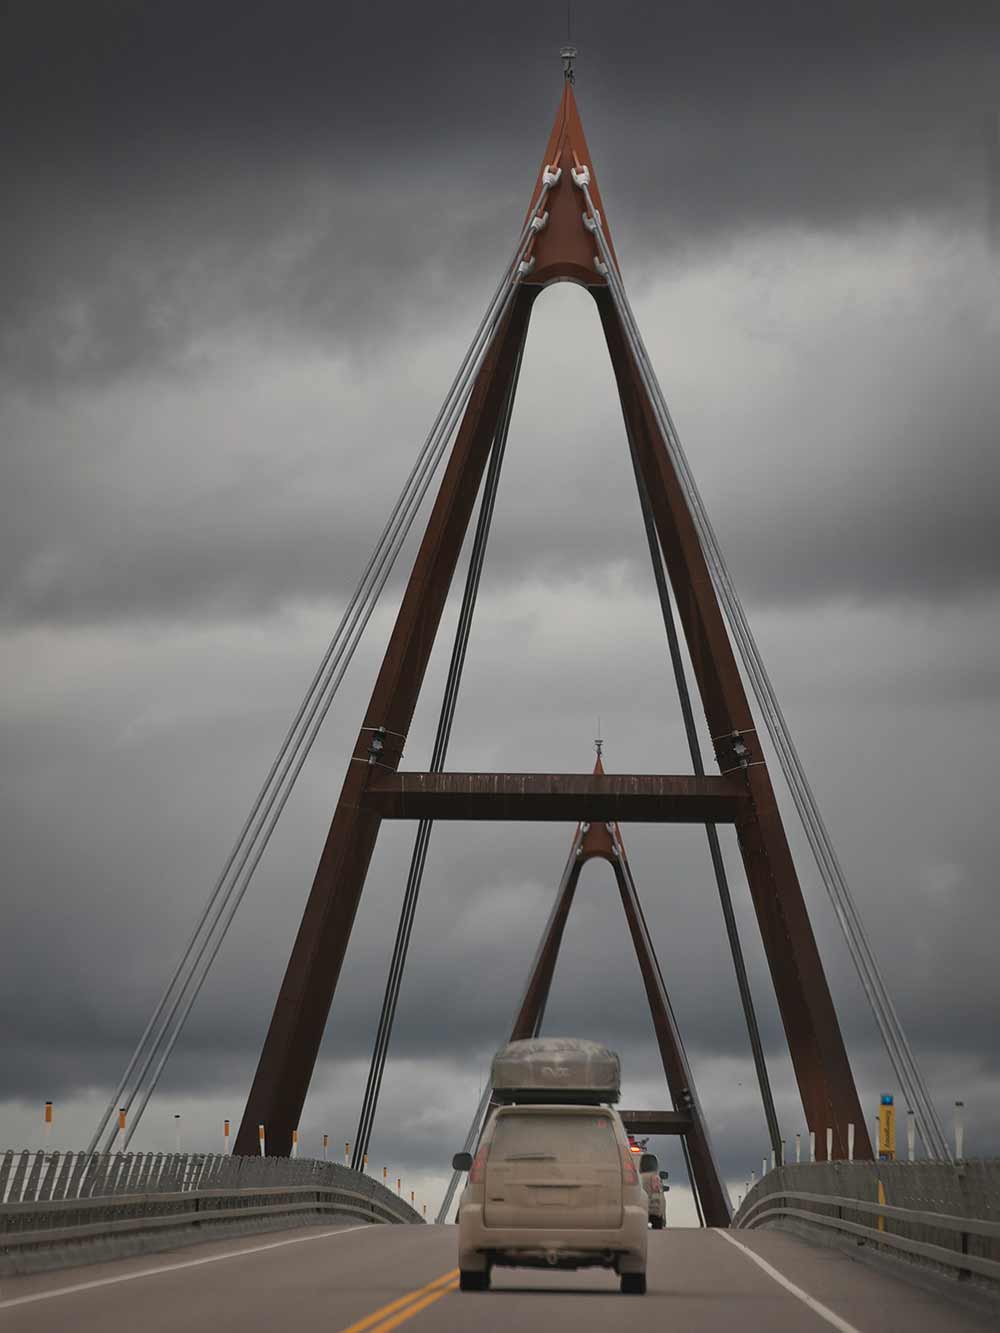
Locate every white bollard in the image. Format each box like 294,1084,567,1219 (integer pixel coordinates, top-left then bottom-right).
770,1148,776,1170
809,1131,816,1163
174,1114,181,1153
291,1128,298,1160
954,1102,964,1160
780,1140,785,1167
848,1123,855,1162
750,1169,756,1187
224,1119,230,1155
826,1127,833,1161
795,1132,801,1164
258,1123,266,1157
762,1157,767,1179
907,1110,915,1162
345,1141,350,1167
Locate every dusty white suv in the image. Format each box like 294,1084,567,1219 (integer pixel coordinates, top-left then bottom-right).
452,1040,654,1294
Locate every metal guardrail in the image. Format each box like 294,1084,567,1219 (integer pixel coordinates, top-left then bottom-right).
0,1150,421,1273
732,1160,1000,1288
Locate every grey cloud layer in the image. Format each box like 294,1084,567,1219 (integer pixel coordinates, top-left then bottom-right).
3,2,999,386
2,1,997,1194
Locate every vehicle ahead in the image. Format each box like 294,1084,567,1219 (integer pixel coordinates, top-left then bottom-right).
452,1038,656,1295
630,1134,669,1230
641,1166,668,1229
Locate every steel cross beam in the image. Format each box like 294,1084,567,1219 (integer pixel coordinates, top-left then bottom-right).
620,1111,694,1136
361,772,746,823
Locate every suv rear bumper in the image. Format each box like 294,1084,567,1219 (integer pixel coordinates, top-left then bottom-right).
458,1202,648,1273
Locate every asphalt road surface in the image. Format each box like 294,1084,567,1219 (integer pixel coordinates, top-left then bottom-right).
0,1222,993,1332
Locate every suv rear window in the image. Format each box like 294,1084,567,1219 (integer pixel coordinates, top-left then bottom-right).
489,1114,619,1165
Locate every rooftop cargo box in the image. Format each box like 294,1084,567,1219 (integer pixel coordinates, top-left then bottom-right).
491,1037,621,1105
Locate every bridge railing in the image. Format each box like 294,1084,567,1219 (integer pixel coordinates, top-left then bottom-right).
732,1160,1000,1291
0,1150,422,1276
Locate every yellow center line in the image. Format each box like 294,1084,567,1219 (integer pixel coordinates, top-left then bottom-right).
367,1279,460,1333
337,1269,459,1333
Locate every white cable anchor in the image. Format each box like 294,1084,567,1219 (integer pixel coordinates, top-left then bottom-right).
542,165,562,187
571,163,591,187
530,210,549,233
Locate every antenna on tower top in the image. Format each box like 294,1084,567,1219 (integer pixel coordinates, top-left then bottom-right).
561,5,577,85
595,717,603,758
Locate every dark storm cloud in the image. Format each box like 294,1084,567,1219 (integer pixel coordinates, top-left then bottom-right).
3,2,998,1195
3,1,998,386
1,3,997,633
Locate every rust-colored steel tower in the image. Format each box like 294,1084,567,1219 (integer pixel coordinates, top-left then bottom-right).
501,750,733,1226
235,78,871,1167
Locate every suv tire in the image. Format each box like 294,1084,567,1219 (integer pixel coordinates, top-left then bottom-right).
459,1268,489,1292
620,1271,646,1295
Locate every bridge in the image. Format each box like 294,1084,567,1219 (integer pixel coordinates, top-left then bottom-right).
4,50,997,1333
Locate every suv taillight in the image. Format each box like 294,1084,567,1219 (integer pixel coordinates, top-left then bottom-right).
621,1145,638,1185
468,1144,488,1184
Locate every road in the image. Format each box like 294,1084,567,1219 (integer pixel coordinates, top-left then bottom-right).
0,1221,993,1332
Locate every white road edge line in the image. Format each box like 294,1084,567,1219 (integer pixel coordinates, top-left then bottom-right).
717,1230,865,1333
0,1223,371,1309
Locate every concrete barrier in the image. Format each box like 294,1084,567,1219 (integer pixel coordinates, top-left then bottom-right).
732,1159,1000,1297
0,1150,422,1276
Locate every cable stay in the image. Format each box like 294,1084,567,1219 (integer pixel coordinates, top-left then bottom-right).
351,329,527,1171
576,170,949,1161
623,407,783,1164
88,180,558,1155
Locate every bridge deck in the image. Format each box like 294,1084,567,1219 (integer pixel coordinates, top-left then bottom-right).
0,1219,991,1332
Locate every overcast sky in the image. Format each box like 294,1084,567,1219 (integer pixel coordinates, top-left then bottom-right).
2,1,998,1222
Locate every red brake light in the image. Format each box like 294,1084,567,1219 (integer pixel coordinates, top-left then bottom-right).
468,1144,488,1184
621,1145,638,1185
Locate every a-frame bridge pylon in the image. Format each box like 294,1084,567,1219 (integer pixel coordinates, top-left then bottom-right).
234,76,871,1165
504,749,732,1226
